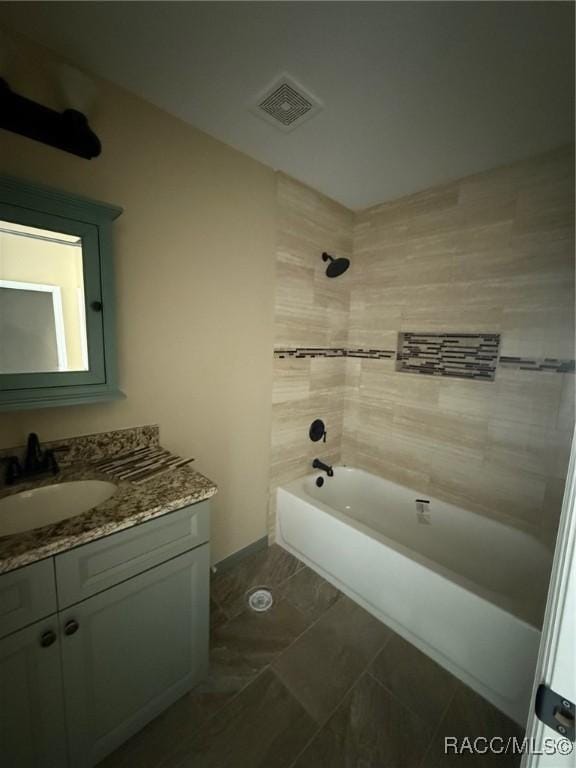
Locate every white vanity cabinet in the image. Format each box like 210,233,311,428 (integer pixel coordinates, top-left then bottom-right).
0,501,209,768
0,612,67,768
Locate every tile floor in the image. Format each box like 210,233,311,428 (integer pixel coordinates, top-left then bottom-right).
100,544,523,768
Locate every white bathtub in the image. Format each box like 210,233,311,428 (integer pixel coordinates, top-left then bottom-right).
276,466,553,726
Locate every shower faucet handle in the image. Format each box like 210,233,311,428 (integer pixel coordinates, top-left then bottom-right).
309,419,327,443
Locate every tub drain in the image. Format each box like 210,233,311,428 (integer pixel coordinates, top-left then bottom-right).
247,588,274,613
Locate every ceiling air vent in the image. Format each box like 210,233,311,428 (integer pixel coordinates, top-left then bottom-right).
251,74,322,132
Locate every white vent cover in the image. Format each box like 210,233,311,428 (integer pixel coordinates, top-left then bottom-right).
251,74,322,132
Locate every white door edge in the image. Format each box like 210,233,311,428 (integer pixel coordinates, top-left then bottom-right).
523,428,576,767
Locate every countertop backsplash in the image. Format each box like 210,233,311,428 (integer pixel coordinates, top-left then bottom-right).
0,424,160,467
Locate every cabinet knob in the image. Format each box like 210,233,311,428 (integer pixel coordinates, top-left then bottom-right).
64,619,79,636
90,300,103,312
40,630,56,648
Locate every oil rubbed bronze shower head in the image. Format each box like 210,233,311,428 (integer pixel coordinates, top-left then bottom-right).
322,251,350,278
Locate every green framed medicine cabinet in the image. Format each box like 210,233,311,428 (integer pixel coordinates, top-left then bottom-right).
0,176,124,410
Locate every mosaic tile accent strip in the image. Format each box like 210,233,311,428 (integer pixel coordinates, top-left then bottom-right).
274,347,346,359
273,347,396,360
397,332,500,381
498,357,575,373
273,345,574,375
347,348,396,359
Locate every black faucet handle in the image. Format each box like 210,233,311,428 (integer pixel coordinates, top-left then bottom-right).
43,450,60,476
2,456,23,485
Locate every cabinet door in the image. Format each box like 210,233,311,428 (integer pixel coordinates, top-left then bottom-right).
0,559,57,640
61,544,209,768
0,616,68,768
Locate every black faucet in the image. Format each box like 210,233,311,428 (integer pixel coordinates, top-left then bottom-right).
2,433,60,486
24,433,44,474
312,458,334,477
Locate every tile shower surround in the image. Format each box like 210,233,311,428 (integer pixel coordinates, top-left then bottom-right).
270,147,575,543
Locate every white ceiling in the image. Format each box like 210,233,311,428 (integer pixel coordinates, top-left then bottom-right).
0,2,573,209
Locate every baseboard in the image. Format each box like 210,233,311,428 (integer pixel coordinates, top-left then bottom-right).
212,536,268,573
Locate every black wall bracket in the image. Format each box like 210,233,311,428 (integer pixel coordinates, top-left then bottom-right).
0,78,101,159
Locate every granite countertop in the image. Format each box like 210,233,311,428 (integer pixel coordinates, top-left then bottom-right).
0,462,217,575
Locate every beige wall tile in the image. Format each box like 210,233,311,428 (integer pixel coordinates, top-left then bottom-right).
348,449,431,492
310,357,348,394
458,146,574,205
486,420,571,479
500,306,575,359
359,366,441,408
272,358,311,405
269,174,352,538
344,147,574,537
392,404,488,455
400,304,504,333
431,459,546,530
558,374,575,431
437,379,494,419
492,369,563,429
358,182,459,229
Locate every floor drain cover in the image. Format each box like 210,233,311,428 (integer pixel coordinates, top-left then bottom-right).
247,588,274,613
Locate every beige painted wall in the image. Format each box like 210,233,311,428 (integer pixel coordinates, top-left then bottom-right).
0,29,277,562
271,148,575,546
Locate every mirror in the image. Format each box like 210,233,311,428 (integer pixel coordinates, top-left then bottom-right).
0,220,89,374
0,175,123,411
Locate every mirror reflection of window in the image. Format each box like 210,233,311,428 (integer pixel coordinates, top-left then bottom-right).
0,220,89,375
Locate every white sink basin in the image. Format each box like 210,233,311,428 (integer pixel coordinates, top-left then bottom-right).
0,480,118,537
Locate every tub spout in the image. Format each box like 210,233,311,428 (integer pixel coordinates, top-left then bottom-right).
312,458,334,477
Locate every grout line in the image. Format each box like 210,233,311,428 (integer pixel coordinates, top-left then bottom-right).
366,668,437,735
119,552,399,767
202,553,341,728
202,552,415,767
209,591,235,627
416,682,461,768
295,557,307,573
157,667,273,768
270,594,341,667
285,626,394,768
181,584,336,760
